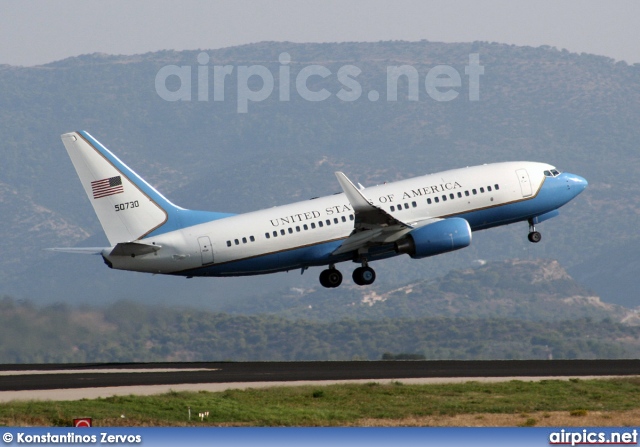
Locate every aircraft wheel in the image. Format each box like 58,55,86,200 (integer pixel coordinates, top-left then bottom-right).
320,268,343,288
528,231,542,243
353,266,376,286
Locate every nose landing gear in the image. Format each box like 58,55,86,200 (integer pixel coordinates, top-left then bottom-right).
527,219,542,243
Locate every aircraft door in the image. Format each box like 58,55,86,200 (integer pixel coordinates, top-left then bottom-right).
516,169,533,197
197,236,214,265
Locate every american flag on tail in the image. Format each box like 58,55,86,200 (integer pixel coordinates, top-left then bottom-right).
91,175,124,199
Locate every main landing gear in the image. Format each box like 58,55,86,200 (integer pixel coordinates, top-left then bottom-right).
353,263,376,286
319,263,376,288
319,266,343,288
527,219,542,243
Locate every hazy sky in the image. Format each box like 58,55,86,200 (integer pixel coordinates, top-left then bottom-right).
1,0,639,66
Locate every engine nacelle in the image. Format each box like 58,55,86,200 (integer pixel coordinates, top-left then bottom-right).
395,217,472,259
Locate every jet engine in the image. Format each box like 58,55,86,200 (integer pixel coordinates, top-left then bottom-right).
395,217,472,259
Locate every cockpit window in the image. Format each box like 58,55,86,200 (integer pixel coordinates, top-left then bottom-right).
544,169,562,177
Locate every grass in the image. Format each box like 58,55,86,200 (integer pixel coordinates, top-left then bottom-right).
1,378,640,427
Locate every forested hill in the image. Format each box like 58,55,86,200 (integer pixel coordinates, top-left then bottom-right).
1,258,638,363
1,296,638,363
0,41,638,308
159,259,638,324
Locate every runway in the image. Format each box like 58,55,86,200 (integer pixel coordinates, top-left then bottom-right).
1,360,639,393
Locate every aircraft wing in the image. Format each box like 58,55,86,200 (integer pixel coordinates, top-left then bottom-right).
332,172,438,255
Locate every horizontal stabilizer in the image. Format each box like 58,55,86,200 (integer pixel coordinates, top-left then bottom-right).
45,247,107,255
110,242,161,257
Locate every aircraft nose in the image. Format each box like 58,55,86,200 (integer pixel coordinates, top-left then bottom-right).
574,174,588,191
564,173,588,194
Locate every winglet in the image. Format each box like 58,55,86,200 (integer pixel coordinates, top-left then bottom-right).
332,172,411,256
335,172,408,229
335,172,374,212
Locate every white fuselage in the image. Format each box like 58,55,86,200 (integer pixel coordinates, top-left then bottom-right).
104,161,568,276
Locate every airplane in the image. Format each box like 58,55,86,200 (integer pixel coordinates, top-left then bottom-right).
53,131,588,288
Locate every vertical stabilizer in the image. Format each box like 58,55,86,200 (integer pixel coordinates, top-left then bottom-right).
61,131,174,245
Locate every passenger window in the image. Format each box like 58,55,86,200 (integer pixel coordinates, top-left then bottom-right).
318,221,323,227
457,192,462,198
442,195,447,201
434,197,440,203
472,189,477,195
390,205,395,212
495,184,500,190
349,214,354,221
280,229,285,236
250,236,255,242
341,216,346,222
311,223,316,229
334,218,339,224
265,233,270,239
303,224,308,230
242,237,247,243
449,193,454,200
404,203,409,208
480,187,485,193
273,231,277,237
487,186,492,192
226,240,231,247
288,228,293,234
465,191,470,197
326,219,331,226
412,201,417,207
427,198,432,204
296,226,301,232
234,239,239,245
